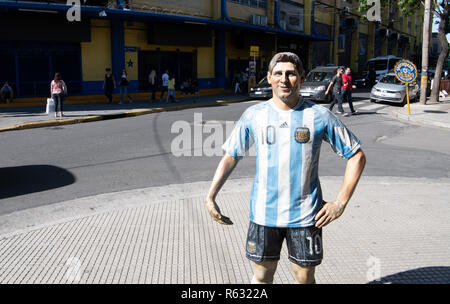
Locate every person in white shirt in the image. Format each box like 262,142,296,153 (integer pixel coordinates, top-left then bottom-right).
149,69,157,102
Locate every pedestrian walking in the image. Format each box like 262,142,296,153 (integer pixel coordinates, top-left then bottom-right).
233,71,242,94
50,72,66,118
102,68,116,103
325,67,346,114
149,69,157,102
0,81,14,104
341,67,357,116
160,70,169,102
205,52,366,284
167,74,177,103
119,69,133,104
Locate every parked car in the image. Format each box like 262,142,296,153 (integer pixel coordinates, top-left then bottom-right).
249,76,272,99
299,66,343,103
370,72,419,105
366,55,402,80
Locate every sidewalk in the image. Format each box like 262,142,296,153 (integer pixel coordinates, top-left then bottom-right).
2,92,450,132
0,91,249,132
1,92,450,284
387,95,450,129
1,176,449,284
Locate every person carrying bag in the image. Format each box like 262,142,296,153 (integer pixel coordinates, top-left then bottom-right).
50,72,66,118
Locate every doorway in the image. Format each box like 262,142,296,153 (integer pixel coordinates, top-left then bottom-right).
138,50,196,91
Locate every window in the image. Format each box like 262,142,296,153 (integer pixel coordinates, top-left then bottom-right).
380,75,401,84
338,34,345,49
305,72,334,82
228,0,267,9
279,1,304,32
367,60,388,71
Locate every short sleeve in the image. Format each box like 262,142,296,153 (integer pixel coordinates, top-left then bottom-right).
324,114,361,159
222,109,254,160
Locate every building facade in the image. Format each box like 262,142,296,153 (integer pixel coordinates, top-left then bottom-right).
0,0,423,97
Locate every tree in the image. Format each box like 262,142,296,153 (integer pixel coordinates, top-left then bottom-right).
357,0,449,103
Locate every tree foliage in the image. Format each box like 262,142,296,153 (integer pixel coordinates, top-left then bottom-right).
357,0,449,103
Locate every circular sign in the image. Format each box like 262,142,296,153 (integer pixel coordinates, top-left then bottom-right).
394,60,417,84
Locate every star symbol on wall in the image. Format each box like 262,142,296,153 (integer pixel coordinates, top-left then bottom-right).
127,59,134,68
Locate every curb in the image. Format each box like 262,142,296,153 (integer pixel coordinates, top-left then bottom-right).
0,96,249,133
389,108,450,129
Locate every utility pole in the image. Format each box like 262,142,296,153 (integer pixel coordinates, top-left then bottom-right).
420,0,431,105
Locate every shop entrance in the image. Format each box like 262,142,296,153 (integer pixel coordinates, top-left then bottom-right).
138,50,196,90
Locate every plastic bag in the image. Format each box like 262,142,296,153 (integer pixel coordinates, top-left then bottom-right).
46,98,55,114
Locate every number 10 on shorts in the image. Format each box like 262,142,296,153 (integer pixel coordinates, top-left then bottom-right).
306,234,322,256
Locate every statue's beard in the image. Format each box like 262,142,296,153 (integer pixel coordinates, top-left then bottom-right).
276,84,298,103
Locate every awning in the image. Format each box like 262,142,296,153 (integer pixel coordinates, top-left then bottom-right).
0,1,332,42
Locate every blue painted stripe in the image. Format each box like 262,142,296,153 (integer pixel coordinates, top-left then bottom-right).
310,108,321,204
265,109,279,226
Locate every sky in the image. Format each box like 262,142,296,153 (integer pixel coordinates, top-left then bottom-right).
432,14,450,42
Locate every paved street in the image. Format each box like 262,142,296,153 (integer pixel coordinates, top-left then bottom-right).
0,91,449,284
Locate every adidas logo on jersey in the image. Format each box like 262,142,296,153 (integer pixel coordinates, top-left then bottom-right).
279,121,289,128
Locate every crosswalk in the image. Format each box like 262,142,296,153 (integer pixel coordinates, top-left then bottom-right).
245,98,390,114
336,99,389,114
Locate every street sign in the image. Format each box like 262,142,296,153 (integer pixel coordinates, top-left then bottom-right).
250,46,259,58
394,59,418,115
394,60,417,84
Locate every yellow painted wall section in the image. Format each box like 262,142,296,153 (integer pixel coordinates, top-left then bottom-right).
131,0,212,18
81,19,111,81
304,1,311,35
227,2,266,22
198,47,215,78
314,8,333,26
359,22,368,35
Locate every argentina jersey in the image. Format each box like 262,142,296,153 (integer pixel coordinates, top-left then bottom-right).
222,97,362,228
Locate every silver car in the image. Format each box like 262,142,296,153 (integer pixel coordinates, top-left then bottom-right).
370,73,419,105
300,66,342,103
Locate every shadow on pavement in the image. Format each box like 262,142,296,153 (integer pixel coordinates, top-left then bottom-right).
351,112,378,116
0,165,76,199
367,266,450,284
423,110,448,114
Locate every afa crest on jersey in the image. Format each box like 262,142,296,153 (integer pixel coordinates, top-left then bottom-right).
247,241,256,253
295,127,310,143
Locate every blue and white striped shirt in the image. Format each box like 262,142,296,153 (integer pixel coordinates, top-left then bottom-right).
222,98,361,228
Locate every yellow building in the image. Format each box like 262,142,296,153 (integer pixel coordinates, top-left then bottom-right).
0,0,423,96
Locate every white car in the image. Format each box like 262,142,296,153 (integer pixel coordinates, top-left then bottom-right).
370,73,419,106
